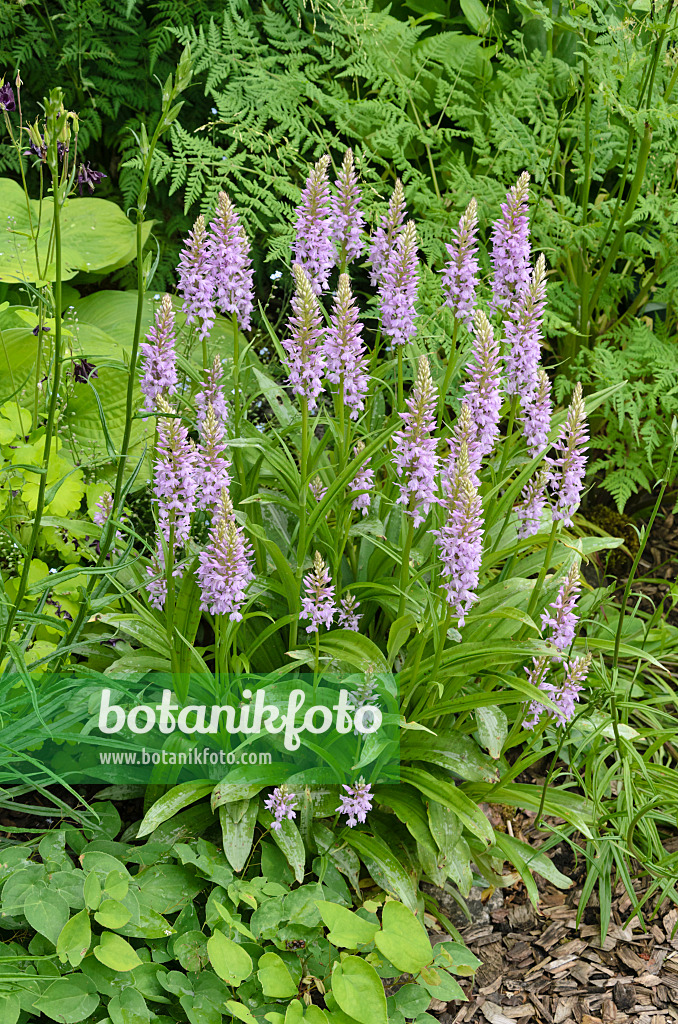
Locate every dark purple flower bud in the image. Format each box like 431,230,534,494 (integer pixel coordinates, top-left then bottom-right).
31,323,50,336
77,162,107,195
72,358,98,382
0,82,16,112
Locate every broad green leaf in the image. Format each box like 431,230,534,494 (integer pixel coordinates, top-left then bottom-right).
315,901,379,947
342,832,418,911
207,929,253,985
399,767,494,845
31,975,100,1023
94,931,142,972
95,898,132,929
258,951,298,998
227,1002,259,1024
434,940,482,977
402,731,499,783
24,886,69,945
56,909,92,968
492,832,573,889
475,706,508,760
219,798,259,872
259,807,306,883
332,956,388,1024
375,900,432,974
136,781,214,838
107,987,150,1024
83,871,102,911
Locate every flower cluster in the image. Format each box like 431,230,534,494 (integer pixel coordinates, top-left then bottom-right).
337,592,361,631
491,171,531,312
393,356,438,525
282,264,327,411
441,198,479,329
350,443,374,516
547,383,588,525
331,149,365,266
264,787,297,831
140,295,178,412
300,551,335,633
195,403,231,511
369,178,406,286
434,442,484,626
153,396,198,547
336,779,373,827
504,253,547,398
541,562,581,654
326,274,369,419
196,491,254,621
380,220,419,348
463,310,502,461
177,215,216,340
293,155,334,295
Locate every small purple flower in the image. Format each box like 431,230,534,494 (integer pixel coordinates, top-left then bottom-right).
337,593,361,631
491,171,531,313
177,215,215,340
541,562,581,654
140,295,178,412
331,149,365,266
326,273,369,419
153,396,199,547
336,779,373,828
441,198,479,329
504,254,547,398
393,355,438,526
93,491,113,527
547,382,588,525
369,178,406,286
293,155,334,295
196,403,231,511
207,191,254,331
72,358,97,383
264,786,297,831
520,367,552,457
0,82,16,112
462,310,502,460
433,441,484,626
350,442,374,516
31,323,50,336
76,162,107,195
196,490,254,621
145,540,185,611
380,220,419,348
515,468,548,539
282,264,327,411
300,551,335,633
195,355,229,428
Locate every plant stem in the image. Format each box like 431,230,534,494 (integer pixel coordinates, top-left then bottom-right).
525,520,559,624
397,512,415,620
497,394,519,483
397,347,404,410
0,166,64,663
430,607,451,685
437,318,458,429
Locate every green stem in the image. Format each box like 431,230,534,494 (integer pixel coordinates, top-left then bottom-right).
430,608,452,685
232,311,240,437
397,347,404,411
525,521,559,625
497,394,519,483
0,168,64,663
437,318,459,429
397,513,415,620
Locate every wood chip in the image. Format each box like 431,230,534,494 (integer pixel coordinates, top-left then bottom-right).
481,1002,520,1024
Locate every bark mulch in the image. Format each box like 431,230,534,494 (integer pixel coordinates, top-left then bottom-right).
424,815,678,1024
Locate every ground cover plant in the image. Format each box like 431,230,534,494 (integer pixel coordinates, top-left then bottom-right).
0,5,677,1023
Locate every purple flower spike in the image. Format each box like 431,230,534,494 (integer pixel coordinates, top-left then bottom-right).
505,253,547,398
195,355,229,428
177,215,216,341
463,310,502,460
207,191,254,331
293,155,334,295
520,367,552,457
541,562,581,654
380,220,419,348
445,402,481,488
350,442,375,516
140,295,178,412
154,396,199,548
331,149,365,266
0,82,16,112
369,178,406,286
433,442,484,626
337,592,361,631
196,490,254,621
264,786,297,831
283,264,327,411
93,491,114,527
441,198,479,329
196,404,231,511
547,382,588,525
491,171,531,313
309,476,327,502
523,654,591,729
326,273,369,420
515,468,548,539
300,551,335,633
336,779,373,827
393,355,438,526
